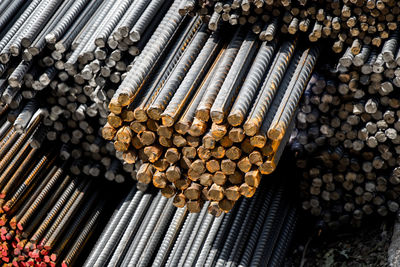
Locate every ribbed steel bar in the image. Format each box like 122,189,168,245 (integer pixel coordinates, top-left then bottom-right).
214,198,250,266
119,192,161,266
210,31,258,124
6,0,59,58
0,115,40,174
106,192,152,266
111,0,184,108
175,48,223,135
70,0,117,65
13,100,38,133
61,200,105,267
0,0,14,16
22,175,73,238
267,206,297,267
83,186,137,266
8,60,32,89
20,0,65,49
11,163,62,230
112,0,150,40
152,208,187,266
42,180,94,252
54,0,103,53
34,179,90,247
92,189,144,266
268,46,319,141
195,27,246,122
225,189,262,267
47,189,98,256
250,51,300,149
129,0,167,42
260,119,295,174
0,120,11,141
132,15,202,122
237,185,275,267
28,177,80,243
250,190,288,267
0,133,33,190
23,0,76,60
184,213,215,266
243,38,297,136
108,194,153,266
0,0,42,55
352,44,371,67
78,0,121,62
94,0,135,48
0,147,38,202
147,24,210,121
177,202,209,266
45,0,90,44
3,150,55,214
0,0,26,32
64,0,116,71
165,212,200,266
136,199,176,266
195,214,224,266
204,210,234,266
161,30,223,127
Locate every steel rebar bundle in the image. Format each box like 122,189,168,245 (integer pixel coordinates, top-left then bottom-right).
0,0,184,186
183,0,399,55
1,1,398,266
84,174,298,267
293,69,400,227
0,107,115,266
105,25,319,214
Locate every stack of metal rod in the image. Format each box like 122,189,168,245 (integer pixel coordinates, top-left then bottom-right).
337,31,400,89
0,106,113,266
84,172,297,267
292,70,400,228
0,0,180,182
183,0,399,53
105,19,319,214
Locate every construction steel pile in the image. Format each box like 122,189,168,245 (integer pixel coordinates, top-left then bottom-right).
106,17,319,213
0,108,111,266
292,32,400,227
3,0,400,264
191,0,399,52
0,0,181,184
83,176,297,267
0,0,305,265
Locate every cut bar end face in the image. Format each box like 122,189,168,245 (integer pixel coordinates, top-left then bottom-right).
243,121,258,136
